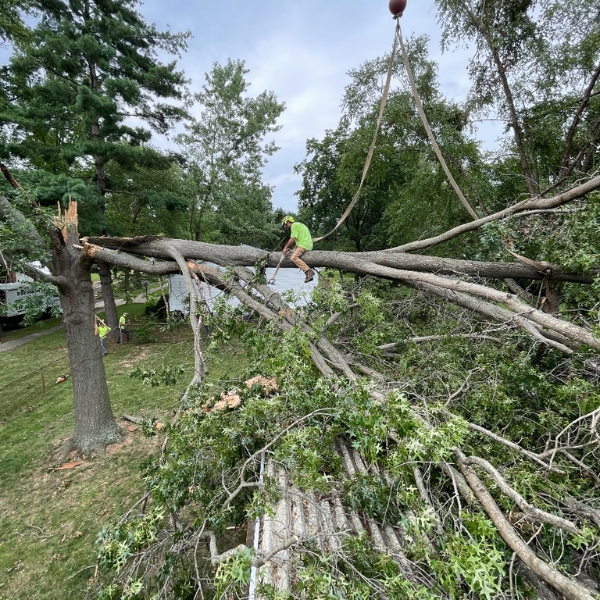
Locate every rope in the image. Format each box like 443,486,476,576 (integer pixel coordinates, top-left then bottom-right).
395,21,478,220
311,14,479,245
312,20,400,243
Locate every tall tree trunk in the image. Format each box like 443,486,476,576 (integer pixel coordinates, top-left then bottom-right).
54,239,121,454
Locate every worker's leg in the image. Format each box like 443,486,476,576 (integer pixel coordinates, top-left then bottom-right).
100,337,107,356
290,247,309,273
291,247,315,283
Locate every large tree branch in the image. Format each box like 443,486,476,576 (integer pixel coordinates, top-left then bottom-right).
411,281,576,354
164,242,207,384
466,422,564,474
85,236,600,284
454,0,537,196
385,175,600,253
83,237,598,352
330,257,600,351
460,454,582,535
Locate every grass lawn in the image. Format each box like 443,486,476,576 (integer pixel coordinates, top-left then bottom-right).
0,317,63,343
0,307,249,600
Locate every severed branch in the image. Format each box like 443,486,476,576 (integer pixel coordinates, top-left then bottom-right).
444,368,479,407
233,266,358,380
414,466,444,536
563,496,600,530
0,163,23,190
165,243,207,384
546,407,600,469
411,280,576,354
460,454,582,536
85,236,600,284
504,277,537,307
331,257,600,351
455,449,596,600
466,422,564,474
378,334,503,350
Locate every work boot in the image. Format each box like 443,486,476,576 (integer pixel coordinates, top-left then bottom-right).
304,269,315,283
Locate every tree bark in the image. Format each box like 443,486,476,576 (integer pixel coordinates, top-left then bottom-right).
85,236,600,284
83,240,600,352
53,225,121,454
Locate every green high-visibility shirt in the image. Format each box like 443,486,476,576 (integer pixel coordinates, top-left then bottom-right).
290,222,313,251
98,326,110,339
119,315,126,329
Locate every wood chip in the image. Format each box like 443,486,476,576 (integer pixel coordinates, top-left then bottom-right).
56,461,83,470
245,375,278,393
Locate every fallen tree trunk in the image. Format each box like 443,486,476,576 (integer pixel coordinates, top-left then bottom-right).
85,236,599,283
84,239,600,353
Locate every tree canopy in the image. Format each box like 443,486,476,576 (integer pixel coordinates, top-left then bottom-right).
176,58,285,248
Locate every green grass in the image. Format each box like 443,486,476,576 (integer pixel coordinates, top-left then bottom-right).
0,317,63,342
0,307,249,600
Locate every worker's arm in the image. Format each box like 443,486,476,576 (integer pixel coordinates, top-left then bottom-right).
282,237,296,255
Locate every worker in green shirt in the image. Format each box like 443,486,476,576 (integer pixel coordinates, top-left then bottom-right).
118,312,129,343
281,216,315,283
96,316,110,357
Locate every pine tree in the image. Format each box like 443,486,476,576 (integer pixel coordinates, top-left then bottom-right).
0,0,190,452
0,0,190,329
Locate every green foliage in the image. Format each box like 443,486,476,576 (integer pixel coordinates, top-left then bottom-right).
129,364,185,387
0,0,32,44
176,59,284,248
214,546,254,597
97,506,165,573
0,0,189,235
0,313,241,600
105,160,190,239
432,514,507,599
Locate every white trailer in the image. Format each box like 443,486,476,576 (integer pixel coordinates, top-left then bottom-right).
168,265,318,315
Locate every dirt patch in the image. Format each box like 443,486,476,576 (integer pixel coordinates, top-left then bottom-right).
118,346,152,368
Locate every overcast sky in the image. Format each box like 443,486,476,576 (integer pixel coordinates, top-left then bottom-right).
135,0,502,212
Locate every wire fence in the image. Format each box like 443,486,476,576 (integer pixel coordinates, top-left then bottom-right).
0,352,70,423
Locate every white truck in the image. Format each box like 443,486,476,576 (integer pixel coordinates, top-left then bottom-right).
0,269,60,327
